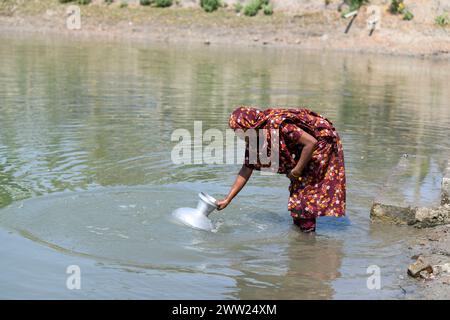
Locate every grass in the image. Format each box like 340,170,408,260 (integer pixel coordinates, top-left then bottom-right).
403,10,413,21
345,0,368,11
435,13,449,27
154,0,172,8
234,2,243,13
200,0,220,13
263,4,273,16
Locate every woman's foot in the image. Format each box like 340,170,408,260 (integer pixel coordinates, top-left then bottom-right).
293,217,316,233
299,226,316,233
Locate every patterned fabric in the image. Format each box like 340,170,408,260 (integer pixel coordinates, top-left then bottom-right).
293,217,316,232
228,106,346,219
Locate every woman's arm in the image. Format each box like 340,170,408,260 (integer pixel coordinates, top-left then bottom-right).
216,164,253,210
288,131,317,180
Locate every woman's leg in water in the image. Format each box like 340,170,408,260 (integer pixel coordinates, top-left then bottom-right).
291,211,316,233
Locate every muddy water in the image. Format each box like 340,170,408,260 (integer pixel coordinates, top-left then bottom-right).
0,34,449,299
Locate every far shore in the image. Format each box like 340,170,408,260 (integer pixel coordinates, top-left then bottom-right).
1,2,450,60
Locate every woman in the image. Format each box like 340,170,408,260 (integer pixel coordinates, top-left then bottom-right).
216,106,346,233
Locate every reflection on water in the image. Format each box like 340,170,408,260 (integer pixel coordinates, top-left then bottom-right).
0,33,449,299
234,234,343,299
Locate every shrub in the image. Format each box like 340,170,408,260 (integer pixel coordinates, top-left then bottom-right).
243,0,262,17
200,0,220,12
345,0,368,11
234,2,243,13
140,0,153,5
263,4,273,15
154,0,172,7
435,12,450,26
105,0,114,4
403,10,413,21
119,1,128,8
77,0,91,4
389,0,404,14
59,0,74,3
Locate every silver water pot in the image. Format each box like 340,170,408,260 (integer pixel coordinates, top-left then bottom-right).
172,192,218,231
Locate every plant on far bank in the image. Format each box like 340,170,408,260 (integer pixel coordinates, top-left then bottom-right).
403,10,414,21
200,0,220,12
59,0,92,4
243,0,260,16
389,0,404,14
263,4,273,16
154,0,172,7
140,0,153,6
389,0,414,21
435,12,450,26
345,0,368,11
119,1,128,8
340,0,368,18
234,2,243,13
243,0,269,17
105,0,114,5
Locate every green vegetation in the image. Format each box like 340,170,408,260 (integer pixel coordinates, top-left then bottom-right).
389,0,404,14
243,0,260,16
345,0,368,11
403,10,413,21
243,0,269,17
105,0,114,5
435,12,450,26
154,0,172,7
234,2,243,13
389,0,413,21
200,0,220,13
340,0,368,18
120,1,128,8
263,4,273,16
138,0,174,7
58,0,91,4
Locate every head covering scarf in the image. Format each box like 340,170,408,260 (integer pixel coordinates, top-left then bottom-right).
228,106,337,173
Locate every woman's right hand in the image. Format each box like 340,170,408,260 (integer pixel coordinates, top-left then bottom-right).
216,198,230,211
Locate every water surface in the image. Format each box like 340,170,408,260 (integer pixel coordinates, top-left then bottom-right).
0,34,449,299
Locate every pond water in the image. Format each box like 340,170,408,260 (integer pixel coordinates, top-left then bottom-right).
0,34,449,299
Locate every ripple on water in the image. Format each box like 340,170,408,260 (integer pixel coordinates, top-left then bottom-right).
0,186,295,271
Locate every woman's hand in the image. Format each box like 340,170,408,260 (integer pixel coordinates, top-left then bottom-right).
287,169,302,182
216,198,230,211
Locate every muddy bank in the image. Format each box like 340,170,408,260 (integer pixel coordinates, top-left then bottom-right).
0,0,450,58
405,224,450,299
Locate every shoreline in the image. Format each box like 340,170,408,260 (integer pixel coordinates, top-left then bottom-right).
1,3,450,60
404,224,450,299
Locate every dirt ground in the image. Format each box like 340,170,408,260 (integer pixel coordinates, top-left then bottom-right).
405,224,450,299
1,0,450,58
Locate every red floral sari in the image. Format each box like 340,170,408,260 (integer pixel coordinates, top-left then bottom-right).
229,107,346,231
